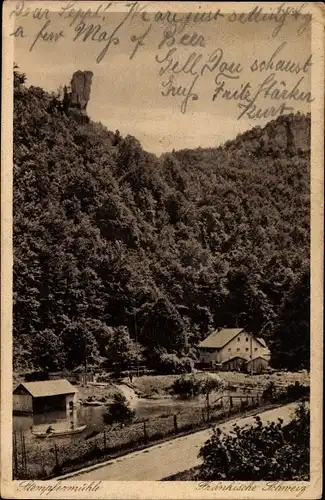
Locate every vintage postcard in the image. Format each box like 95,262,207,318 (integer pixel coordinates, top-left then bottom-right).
1,1,324,499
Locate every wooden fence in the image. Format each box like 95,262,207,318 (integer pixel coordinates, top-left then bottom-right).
12,393,265,480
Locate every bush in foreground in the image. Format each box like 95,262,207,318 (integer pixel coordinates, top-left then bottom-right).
198,402,309,481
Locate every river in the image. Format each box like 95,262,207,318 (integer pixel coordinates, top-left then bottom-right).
13,395,209,447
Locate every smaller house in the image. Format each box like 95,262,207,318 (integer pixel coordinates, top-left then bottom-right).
13,379,78,414
246,356,269,374
222,356,247,371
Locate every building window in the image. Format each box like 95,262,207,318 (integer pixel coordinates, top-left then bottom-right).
238,337,240,341
228,348,231,351
245,348,249,352
237,348,240,351
254,348,258,351
246,337,248,342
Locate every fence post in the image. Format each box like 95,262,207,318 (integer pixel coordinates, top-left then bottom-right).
143,421,148,444
20,430,25,475
173,414,178,434
22,431,27,475
206,393,210,422
228,396,233,416
13,431,18,478
54,443,60,470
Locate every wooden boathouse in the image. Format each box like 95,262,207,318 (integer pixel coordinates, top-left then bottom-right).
13,379,78,414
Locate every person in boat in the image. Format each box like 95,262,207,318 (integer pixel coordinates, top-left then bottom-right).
70,421,75,430
46,425,54,434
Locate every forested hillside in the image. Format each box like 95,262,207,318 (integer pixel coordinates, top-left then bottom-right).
13,69,310,373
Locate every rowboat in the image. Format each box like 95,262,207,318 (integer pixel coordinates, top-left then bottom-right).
82,401,104,406
31,425,86,439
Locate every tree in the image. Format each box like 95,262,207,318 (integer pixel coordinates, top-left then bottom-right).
172,373,225,421
270,268,310,370
199,374,225,420
14,64,26,89
172,374,202,398
32,329,66,371
105,326,141,369
62,320,100,370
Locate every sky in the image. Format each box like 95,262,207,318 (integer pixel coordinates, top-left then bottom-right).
14,2,311,154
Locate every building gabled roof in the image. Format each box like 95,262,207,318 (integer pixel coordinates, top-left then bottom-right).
199,328,244,349
256,337,267,348
13,379,78,398
246,356,268,364
222,356,247,364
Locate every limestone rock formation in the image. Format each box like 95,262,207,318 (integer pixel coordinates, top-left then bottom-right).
70,70,93,110
63,70,93,122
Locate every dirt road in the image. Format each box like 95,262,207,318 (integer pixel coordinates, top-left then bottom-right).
60,402,298,481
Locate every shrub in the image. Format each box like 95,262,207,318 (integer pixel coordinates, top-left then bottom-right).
179,356,195,373
172,373,225,401
284,381,310,401
156,353,184,374
172,374,202,398
262,381,277,402
103,393,136,425
198,402,310,480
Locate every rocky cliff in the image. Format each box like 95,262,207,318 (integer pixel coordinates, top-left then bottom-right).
224,113,311,156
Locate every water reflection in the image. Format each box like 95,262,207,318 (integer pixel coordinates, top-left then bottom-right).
13,396,207,445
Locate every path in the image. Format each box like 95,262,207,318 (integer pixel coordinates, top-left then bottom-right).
59,402,298,481
114,383,138,406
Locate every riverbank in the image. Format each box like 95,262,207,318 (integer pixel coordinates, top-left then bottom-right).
14,370,309,405
76,383,120,405
76,370,309,403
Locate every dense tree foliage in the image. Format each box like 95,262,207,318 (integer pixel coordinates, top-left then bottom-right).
198,402,310,480
13,69,310,372
270,268,310,370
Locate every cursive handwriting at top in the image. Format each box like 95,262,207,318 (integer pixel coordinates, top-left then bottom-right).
72,2,137,63
9,1,313,118
29,20,64,52
250,42,312,74
212,72,313,120
156,47,243,80
161,74,199,114
228,3,311,37
10,0,50,20
58,1,112,27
